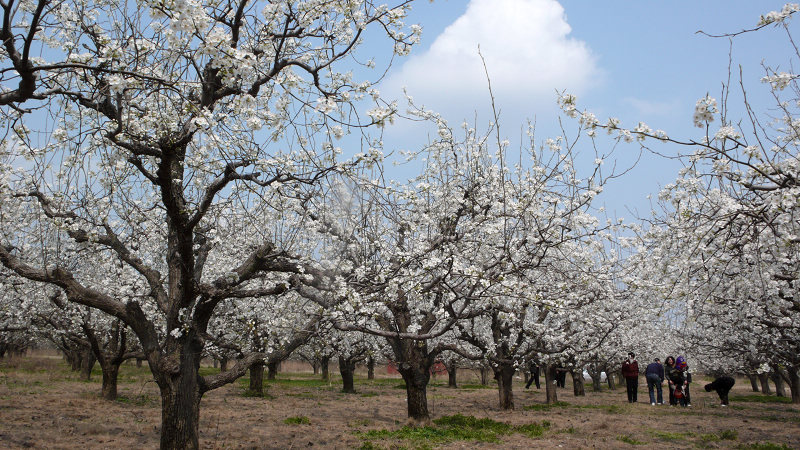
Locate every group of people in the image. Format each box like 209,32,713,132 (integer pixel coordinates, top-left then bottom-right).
622,352,736,407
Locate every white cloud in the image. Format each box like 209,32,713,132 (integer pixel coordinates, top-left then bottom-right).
381,0,600,121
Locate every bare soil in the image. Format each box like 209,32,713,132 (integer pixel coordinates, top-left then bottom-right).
1,352,798,449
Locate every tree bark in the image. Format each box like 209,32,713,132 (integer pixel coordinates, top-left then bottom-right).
758,373,772,394
771,370,787,397
267,360,278,381
153,339,203,450
748,373,760,392
101,362,120,400
606,371,616,390
219,357,228,372
249,362,264,396
447,362,457,388
311,359,319,375
339,356,356,393
480,367,489,385
493,363,515,410
321,356,330,381
571,369,585,396
136,358,143,368
544,364,558,404
81,349,96,381
788,366,800,404
367,357,375,380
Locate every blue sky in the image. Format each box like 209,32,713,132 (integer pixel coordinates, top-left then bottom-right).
370,0,796,221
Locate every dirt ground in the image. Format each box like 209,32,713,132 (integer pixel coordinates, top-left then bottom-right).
1,353,798,449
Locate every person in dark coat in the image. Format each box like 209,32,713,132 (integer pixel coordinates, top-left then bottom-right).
705,376,736,406
525,362,540,389
664,356,680,406
621,352,639,403
645,357,665,405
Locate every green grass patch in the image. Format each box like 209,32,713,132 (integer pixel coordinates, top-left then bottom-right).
242,389,274,399
575,404,624,414
514,421,551,438
730,395,792,404
523,401,570,411
358,414,552,446
617,434,646,445
284,416,311,425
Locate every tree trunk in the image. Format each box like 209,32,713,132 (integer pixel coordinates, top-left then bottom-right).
136,358,143,368
480,367,489,385
212,359,217,369
81,350,96,381
447,362,457,388
311,359,319,375
588,368,602,391
758,373,772,394
100,361,121,400
154,341,203,450
219,357,228,372
493,363,515,410
267,361,278,381
367,357,375,380
321,356,330,381
748,373,760,392
788,366,800,404
339,356,356,393
544,364,558,404
249,362,264,396
399,363,431,421
771,371,787,397
571,369,585,396
606,371,616,390
389,339,434,422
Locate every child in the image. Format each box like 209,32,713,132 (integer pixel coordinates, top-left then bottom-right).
705,376,736,406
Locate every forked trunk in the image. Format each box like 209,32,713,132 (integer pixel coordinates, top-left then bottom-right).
267,361,278,381
758,373,772,394
100,362,121,400
571,369,585,396
494,363,515,410
480,367,489,385
447,362,457,388
544,364,558,404
339,356,356,393
772,372,787,397
748,373,760,392
249,362,264,395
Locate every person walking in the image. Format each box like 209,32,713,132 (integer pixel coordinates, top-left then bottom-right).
664,356,679,406
705,376,736,406
621,352,639,403
645,357,665,405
